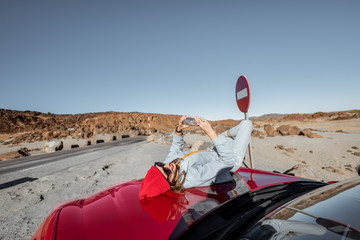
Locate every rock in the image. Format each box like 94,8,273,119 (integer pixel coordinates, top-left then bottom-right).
18,148,31,157
43,140,63,153
285,148,295,153
150,133,173,145
283,164,320,181
336,129,349,133
352,146,359,150
0,151,23,161
276,125,301,136
191,139,205,151
147,135,155,141
322,166,336,173
264,124,276,137
344,165,355,172
0,148,30,160
190,139,212,151
308,132,323,138
251,130,265,138
299,129,323,138
275,145,284,150
322,166,347,176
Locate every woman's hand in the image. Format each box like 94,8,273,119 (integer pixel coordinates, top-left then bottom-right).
176,115,192,136
195,116,218,140
178,115,191,130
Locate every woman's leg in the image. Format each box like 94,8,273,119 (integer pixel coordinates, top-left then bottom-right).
229,120,252,172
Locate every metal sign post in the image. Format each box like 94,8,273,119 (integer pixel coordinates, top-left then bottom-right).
235,75,254,168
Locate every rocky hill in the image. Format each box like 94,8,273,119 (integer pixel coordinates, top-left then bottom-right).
256,110,360,122
0,109,359,146
0,109,241,145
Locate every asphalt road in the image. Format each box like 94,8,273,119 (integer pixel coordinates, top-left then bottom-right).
0,136,147,187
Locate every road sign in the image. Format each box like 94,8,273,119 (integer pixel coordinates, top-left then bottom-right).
235,75,254,168
235,75,251,113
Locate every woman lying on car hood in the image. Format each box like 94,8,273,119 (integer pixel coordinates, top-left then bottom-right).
139,115,252,199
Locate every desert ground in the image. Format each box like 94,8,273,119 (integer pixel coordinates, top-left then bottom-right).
0,110,359,239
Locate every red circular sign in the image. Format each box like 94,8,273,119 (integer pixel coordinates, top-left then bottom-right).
235,75,251,113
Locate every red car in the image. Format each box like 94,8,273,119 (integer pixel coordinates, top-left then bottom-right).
31,167,360,240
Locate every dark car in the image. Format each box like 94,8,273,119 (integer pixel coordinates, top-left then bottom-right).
31,167,360,240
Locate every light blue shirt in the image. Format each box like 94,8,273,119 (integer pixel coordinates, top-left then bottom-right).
164,134,238,189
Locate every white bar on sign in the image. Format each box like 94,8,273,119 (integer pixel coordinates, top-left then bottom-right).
237,88,248,100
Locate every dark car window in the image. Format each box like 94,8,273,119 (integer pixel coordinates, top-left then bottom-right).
176,181,327,240
238,178,360,240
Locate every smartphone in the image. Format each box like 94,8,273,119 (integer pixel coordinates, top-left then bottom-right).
184,118,198,126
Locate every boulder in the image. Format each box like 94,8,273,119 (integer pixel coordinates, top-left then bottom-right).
191,139,205,151
147,135,155,142
0,148,30,160
275,145,284,150
0,151,23,161
251,130,265,138
264,124,276,137
299,129,323,138
276,125,301,136
18,148,31,157
43,140,64,153
149,133,173,145
190,139,212,151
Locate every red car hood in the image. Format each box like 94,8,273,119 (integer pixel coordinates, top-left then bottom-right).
32,168,313,240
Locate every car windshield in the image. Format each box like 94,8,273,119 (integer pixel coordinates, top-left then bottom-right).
238,178,360,240
176,181,327,240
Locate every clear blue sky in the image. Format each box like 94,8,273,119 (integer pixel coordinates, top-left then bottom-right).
1,1,359,120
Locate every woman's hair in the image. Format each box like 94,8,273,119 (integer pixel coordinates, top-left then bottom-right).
169,158,187,193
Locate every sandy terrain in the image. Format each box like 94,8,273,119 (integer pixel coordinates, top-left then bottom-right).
250,118,360,181
0,118,359,239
